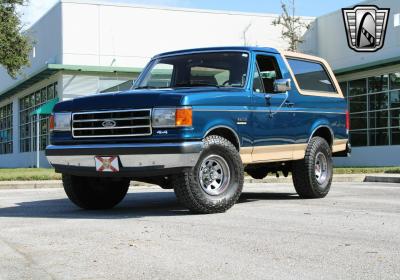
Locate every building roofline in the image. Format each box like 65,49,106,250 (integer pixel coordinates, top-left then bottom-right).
60,0,314,19
0,64,142,102
335,55,400,76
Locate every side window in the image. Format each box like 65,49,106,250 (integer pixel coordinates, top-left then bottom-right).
252,65,264,93
287,58,337,93
254,55,282,93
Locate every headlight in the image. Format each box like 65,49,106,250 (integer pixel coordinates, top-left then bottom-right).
50,112,71,131
152,107,192,128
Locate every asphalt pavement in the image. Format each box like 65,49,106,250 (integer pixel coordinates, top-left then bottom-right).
0,182,399,280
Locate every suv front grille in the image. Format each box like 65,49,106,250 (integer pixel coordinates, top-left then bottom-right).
72,109,152,138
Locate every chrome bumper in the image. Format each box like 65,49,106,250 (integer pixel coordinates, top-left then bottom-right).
45,142,203,176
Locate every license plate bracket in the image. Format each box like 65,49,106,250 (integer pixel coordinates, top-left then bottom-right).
95,156,120,172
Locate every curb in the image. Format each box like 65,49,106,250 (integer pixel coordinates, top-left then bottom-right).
0,174,378,190
364,174,400,184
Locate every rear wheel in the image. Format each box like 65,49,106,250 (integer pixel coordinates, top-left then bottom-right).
292,137,333,198
62,175,130,209
172,135,244,214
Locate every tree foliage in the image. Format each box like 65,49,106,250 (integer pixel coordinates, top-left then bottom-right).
0,0,32,78
272,0,309,52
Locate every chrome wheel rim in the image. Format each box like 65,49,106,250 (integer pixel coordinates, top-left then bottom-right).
199,155,230,196
315,152,328,184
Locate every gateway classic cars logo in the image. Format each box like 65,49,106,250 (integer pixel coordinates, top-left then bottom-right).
342,5,390,52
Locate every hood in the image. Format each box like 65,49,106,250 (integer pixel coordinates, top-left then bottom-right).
53,87,246,112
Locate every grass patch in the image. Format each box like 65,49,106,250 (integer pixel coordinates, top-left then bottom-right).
0,168,61,181
333,167,400,174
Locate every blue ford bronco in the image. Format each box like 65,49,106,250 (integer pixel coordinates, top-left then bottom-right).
46,46,350,214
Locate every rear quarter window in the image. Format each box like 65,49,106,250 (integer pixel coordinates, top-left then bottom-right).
287,58,337,93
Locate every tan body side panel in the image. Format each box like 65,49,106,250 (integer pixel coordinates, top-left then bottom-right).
240,139,347,164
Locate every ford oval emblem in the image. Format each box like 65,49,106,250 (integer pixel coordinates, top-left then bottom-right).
102,120,116,128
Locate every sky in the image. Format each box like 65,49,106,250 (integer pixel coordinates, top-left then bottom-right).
19,0,362,28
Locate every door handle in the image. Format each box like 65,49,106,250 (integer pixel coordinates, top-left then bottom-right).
285,101,295,108
265,94,271,106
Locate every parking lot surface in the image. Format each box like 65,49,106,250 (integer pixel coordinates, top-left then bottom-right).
0,182,399,280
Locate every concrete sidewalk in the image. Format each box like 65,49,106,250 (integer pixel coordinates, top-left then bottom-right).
0,173,398,190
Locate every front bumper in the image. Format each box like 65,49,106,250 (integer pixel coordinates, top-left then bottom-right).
46,141,203,177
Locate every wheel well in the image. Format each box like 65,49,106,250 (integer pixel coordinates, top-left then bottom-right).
311,127,333,146
205,127,240,150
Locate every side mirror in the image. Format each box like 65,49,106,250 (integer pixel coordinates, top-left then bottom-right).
274,79,291,93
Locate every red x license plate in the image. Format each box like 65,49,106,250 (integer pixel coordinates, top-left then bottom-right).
95,156,120,172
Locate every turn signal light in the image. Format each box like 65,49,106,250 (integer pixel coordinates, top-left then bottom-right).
49,115,55,131
346,110,350,130
176,108,192,127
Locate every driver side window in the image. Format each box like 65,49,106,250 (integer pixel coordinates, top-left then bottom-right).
253,55,282,93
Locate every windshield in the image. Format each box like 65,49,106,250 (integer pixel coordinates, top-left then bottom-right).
136,52,249,89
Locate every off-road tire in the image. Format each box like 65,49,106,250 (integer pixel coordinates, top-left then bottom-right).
172,135,244,214
292,136,333,198
62,175,130,209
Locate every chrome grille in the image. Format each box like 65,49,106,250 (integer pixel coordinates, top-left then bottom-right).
72,109,152,138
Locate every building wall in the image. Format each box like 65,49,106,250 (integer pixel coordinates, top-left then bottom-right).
0,4,62,94
335,146,400,166
300,0,400,70
60,0,312,69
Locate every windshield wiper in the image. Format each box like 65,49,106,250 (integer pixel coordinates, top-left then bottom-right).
174,83,221,88
134,86,158,89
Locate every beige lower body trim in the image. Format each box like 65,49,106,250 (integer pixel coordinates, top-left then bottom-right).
240,143,306,164
332,139,348,153
240,147,253,164
240,139,348,164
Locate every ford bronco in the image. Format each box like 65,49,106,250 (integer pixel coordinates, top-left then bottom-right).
46,47,350,214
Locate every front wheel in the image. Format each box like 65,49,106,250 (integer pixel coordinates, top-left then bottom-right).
292,137,333,198
62,175,130,209
172,135,244,214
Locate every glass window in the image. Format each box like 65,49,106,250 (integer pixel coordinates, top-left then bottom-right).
138,52,249,89
349,79,366,96
391,127,400,145
0,103,13,154
252,66,264,93
368,75,388,93
19,82,58,153
369,111,389,128
142,63,174,88
286,58,336,93
390,90,400,108
350,113,367,130
350,130,368,147
391,109,400,127
349,95,367,113
256,55,282,93
389,73,400,90
100,80,135,93
369,92,388,110
369,129,389,146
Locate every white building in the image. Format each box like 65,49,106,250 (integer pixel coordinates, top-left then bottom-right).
6,0,397,168
1,0,310,167
300,0,400,166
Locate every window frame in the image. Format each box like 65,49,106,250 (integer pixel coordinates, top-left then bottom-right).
0,103,13,155
252,54,283,94
282,51,344,98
